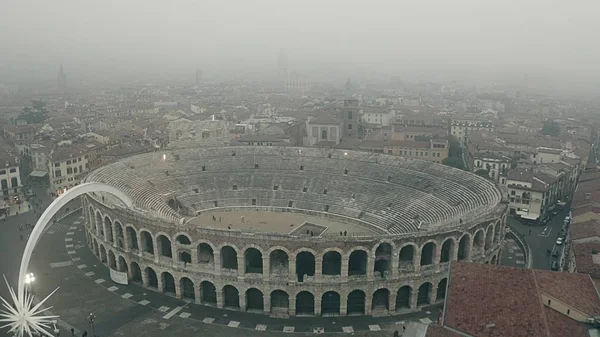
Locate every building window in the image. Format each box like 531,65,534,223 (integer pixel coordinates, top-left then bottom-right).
321,129,328,140
66,168,73,175
348,111,352,120
54,163,60,167
66,160,71,165
547,299,551,305
388,149,393,154
0,170,5,175
348,124,353,130
9,168,16,173
54,170,62,177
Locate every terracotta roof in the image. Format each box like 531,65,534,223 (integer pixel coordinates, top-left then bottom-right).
571,220,600,240
507,170,534,182
573,242,600,279
444,262,599,337
572,205,600,218
425,325,464,337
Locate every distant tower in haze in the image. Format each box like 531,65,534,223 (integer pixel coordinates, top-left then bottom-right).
278,49,288,83
195,68,202,85
57,65,67,89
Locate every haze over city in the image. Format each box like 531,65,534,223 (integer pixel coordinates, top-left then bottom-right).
2,0,600,94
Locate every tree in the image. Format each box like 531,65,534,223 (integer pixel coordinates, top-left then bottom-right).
541,121,560,136
20,100,48,124
442,157,466,170
474,169,490,179
414,135,432,142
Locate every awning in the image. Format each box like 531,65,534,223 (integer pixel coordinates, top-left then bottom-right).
29,170,48,177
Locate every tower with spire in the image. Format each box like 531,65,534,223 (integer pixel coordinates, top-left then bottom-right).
57,65,67,89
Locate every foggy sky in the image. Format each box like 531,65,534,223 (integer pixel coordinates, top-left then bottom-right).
2,0,600,86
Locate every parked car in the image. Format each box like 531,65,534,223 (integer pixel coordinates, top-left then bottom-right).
551,261,559,271
552,210,559,216
556,237,564,245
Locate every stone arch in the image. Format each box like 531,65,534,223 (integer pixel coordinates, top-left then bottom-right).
347,289,366,315
437,278,448,301
87,206,94,229
140,230,154,254
458,233,471,261
145,267,158,288
130,261,142,283
104,216,114,244
92,238,99,256
485,224,495,251
420,241,436,266
246,288,264,312
398,243,417,270
200,280,217,305
197,242,215,264
440,238,455,263
372,288,390,311
295,250,316,282
243,246,263,274
322,250,342,276
222,285,240,308
178,250,192,264
374,242,393,276
473,229,485,252
321,291,341,316
180,277,195,300
156,234,173,258
108,250,117,269
175,233,192,245
347,248,368,276
295,291,315,315
99,244,107,264
495,219,503,244
270,290,289,314
396,286,412,310
126,225,139,251
161,272,176,294
114,221,124,248
417,282,432,306
269,249,289,276
220,245,239,270
95,211,102,236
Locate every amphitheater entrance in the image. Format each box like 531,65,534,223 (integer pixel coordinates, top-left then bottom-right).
270,290,289,314
130,262,142,283
372,288,390,312
223,285,240,309
117,256,128,273
200,281,217,305
437,278,447,301
115,222,124,248
296,252,315,282
399,245,415,270
322,251,341,276
221,246,238,270
458,235,470,261
348,250,367,276
374,243,392,277
179,251,192,264
146,268,158,289
181,277,195,300
295,291,315,316
197,243,214,264
246,288,264,312
417,283,432,307
269,249,289,276
157,235,172,258
162,272,176,295
396,286,411,310
108,250,117,269
346,290,366,315
420,242,435,266
474,230,485,253
245,248,263,274
141,232,154,254
321,291,340,316
440,239,454,263
104,217,113,244
127,227,138,251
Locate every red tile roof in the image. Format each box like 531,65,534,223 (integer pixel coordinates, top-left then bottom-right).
573,242,600,279
425,325,464,337
571,220,600,240
444,262,599,337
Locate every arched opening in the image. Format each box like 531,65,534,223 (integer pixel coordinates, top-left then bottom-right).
157,235,172,258
348,250,367,276
141,231,154,254
396,286,411,310
440,239,454,263
374,243,392,276
296,251,315,282
221,246,238,269
176,234,191,245
321,291,340,316
420,242,436,266
95,212,102,235
108,250,117,269
270,290,289,314
200,281,217,305
321,129,328,140
474,230,484,253
145,267,158,289
437,278,447,301
244,248,263,274
93,239,99,256
114,221,124,248
322,251,342,275
99,245,107,264
269,249,289,276
130,262,142,283
295,291,315,315
88,207,94,229
399,245,415,270
485,226,494,251
417,282,432,307
179,251,192,264
347,290,366,315
197,243,214,264
458,235,470,261
372,288,390,311
223,285,240,309
161,272,176,294
180,277,195,300
246,288,264,312
104,217,113,243
126,227,139,251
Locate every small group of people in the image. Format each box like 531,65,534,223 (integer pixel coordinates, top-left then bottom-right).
19,223,33,241
339,230,348,236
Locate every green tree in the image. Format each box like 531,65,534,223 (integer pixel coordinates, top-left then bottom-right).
20,100,48,124
442,156,466,170
414,135,432,142
541,121,560,136
474,169,490,179
446,135,462,157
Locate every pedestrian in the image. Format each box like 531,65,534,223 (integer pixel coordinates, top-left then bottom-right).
344,230,347,236
393,330,399,337
20,224,22,231
529,229,532,235
71,328,75,336
82,330,87,337
20,234,23,241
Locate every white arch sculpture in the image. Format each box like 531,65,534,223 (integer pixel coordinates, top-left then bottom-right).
1,182,132,337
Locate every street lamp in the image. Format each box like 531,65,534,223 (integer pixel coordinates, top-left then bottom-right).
88,313,96,337
24,273,35,294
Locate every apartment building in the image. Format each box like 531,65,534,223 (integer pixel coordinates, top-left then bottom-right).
503,169,558,220
451,118,494,147
347,139,448,163
0,152,21,197
48,141,106,195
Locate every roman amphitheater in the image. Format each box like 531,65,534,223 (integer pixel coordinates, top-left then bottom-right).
81,146,507,317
